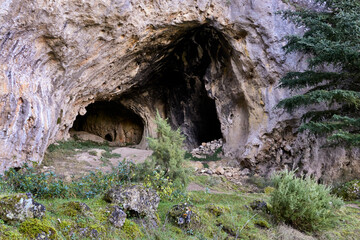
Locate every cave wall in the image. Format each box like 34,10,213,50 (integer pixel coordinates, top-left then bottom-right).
0,0,358,182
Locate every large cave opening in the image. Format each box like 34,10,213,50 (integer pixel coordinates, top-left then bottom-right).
71,101,144,145
119,25,227,148
159,27,224,146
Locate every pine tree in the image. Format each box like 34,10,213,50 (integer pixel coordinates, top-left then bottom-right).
147,112,189,188
278,0,360,146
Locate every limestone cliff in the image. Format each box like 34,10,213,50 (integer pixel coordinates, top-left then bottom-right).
0,0,358,182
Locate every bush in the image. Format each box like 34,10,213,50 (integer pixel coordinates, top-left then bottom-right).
333,179,360,201
0,161,138,199
147,112,189,189
143,170,174,199
270,170,343,232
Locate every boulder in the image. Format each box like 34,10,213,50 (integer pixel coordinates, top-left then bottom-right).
168,203,201,229
0,193,46,224
215,166,225,175
104,185,160,219
107,205,127,228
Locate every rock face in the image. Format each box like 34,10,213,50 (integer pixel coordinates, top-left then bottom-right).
0,0,358,182
0,193,46,223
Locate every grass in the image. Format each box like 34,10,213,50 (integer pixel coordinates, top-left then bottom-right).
1,179,359,239
1,139,359,239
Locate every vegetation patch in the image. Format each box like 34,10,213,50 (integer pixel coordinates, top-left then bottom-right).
19,218,57,239
270,170,344,232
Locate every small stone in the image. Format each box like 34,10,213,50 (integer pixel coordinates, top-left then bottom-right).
215,166,225,175
108,205,127,228
250,200,268,211
202,142,207,147
284,144,291,152
240,168,250,175
225,172,233,177
192,161,204,171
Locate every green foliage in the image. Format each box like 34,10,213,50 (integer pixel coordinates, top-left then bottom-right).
122,219,143,239
333,179,360,201
270,170,344,232
278,0,360,146
0,161,137,199
147,112,189,189
0,164,69,199
143,170,175,200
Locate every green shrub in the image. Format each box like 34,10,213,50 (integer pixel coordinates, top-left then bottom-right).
270,170,343,232
0,164,69,199
0,161,138,199
143,170,175,199
333,179,360,201
147,112,189,189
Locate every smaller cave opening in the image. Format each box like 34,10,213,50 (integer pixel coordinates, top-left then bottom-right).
71,101,144,145
104,133,113,142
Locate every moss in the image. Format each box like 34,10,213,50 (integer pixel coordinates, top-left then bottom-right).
206,204,228,217
58,219,75,236
19,218,57,239
0,223,22,239
122,219,143,239
254,219,270,229
61,201,91,217
264,186,275,195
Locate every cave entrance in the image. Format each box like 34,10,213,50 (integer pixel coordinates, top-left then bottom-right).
71,101,144,145
122,25,225,148
157,26,224,147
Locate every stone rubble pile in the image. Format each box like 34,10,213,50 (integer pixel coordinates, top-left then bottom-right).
192,162,251,185
191,139,223,157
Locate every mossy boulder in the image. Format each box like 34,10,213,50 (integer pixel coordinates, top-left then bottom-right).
19,218,57,239
206,204,228,217
60,201,92,217
104,185,160,221
168,203,201,230
0,193,46,224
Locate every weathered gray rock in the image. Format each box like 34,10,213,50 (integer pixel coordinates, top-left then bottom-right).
168,203,201,229
0,193,46,223
0,0,358,183
104,185,160,219
107,205,127,228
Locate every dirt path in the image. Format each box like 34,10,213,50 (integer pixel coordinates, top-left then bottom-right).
42,146,152,181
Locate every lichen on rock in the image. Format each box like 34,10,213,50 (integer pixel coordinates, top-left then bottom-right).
0,193,46,224
104,184,160,219
168,203,201,230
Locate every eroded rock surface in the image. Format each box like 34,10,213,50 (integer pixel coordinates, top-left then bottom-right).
0,193,46,223
0,0,358,182
104,185,160,219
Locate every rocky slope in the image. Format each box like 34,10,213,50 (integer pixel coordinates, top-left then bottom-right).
0,0,358,182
